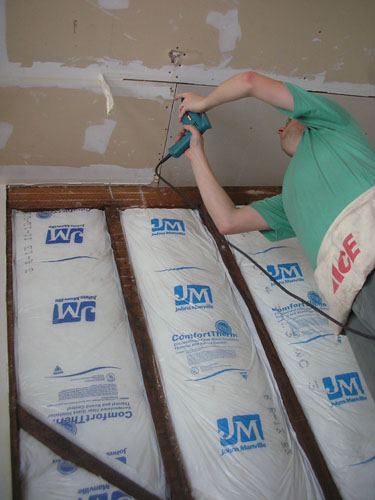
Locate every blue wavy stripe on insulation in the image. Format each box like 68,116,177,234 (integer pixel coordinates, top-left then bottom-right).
45,366,121,378
247,245,289,255
41,256,98,263
187,368,246,382
155,266,205,273
289,333,335,345
349,456,375,467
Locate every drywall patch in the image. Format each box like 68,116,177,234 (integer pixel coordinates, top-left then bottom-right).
206,10,242,53
1,55,373,96
0,122,13,148
0,164,154,184
112,79,174,102
331,61,344,71
98,0,130,8
83,119,116,154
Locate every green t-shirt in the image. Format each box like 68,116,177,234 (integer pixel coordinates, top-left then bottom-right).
251,83,375,268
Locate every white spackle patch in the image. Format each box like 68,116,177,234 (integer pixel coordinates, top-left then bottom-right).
97,0,130,9
206,10,242,53
123,32,136,40
0,122,13,148
332,61,344,71
83,119,117,154
30,90,47,104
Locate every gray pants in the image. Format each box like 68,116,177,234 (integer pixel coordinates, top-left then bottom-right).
346,269,375,400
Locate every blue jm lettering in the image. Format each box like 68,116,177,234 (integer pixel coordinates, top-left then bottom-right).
217,415,264,446
89,492,128,500
53,299,96,324
323,372,365,401
46,227,84,244
151,218,185,233
266,262,303,281
174,284,213,306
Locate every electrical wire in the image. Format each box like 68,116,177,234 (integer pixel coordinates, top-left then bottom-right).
155,158,374,341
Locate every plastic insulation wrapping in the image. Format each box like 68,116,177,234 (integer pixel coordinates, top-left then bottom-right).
20,431,133,500
12,209,166,500
121,208,324,500
227,230,375,500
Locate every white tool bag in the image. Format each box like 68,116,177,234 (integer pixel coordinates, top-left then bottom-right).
121,208,323,500
227,230,375,500
13,209,166,500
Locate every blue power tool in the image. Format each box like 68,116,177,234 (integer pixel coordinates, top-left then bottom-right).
168,110,212,158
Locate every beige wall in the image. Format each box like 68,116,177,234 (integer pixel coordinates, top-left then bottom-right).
0,0,374,184
4,0,375,87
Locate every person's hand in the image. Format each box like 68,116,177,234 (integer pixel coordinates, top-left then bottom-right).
179,124,205,161
175,92,206,121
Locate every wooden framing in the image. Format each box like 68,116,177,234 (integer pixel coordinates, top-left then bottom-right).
6,185,341,499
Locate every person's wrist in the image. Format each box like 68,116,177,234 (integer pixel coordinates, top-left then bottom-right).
190,148,207,164
201,96,210,112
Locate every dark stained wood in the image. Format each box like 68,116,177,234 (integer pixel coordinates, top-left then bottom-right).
199,208,342,500
105,207,193,500
7,185,280,211
5,210,22,500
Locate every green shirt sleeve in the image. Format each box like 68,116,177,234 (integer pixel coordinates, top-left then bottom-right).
278,82,357,131
250,194,296,241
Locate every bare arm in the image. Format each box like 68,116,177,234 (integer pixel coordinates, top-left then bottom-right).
182,124,270,235
176,71,294,120
174,71,288,233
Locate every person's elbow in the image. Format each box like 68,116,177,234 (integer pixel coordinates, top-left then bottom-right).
240,71,260,96
215,219,238,236
215,206,270,235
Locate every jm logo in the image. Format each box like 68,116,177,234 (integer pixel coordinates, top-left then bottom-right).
266,262,303,281
46,227,84,244
174,284,213,306
88,492,128,500
151,218,185,234
217,414,264,446
323,372,365,401
53,299,96,324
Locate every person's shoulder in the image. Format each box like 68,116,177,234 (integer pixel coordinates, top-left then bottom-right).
284,83,356,127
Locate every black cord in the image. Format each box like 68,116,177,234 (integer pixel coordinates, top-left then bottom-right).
155,158,374,341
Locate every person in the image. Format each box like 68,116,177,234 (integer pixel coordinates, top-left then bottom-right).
175,71,375,399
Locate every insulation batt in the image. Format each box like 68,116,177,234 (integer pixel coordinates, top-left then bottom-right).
227,231,375,500
13,209,166,500
20,431,132,500
121,208,323,500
